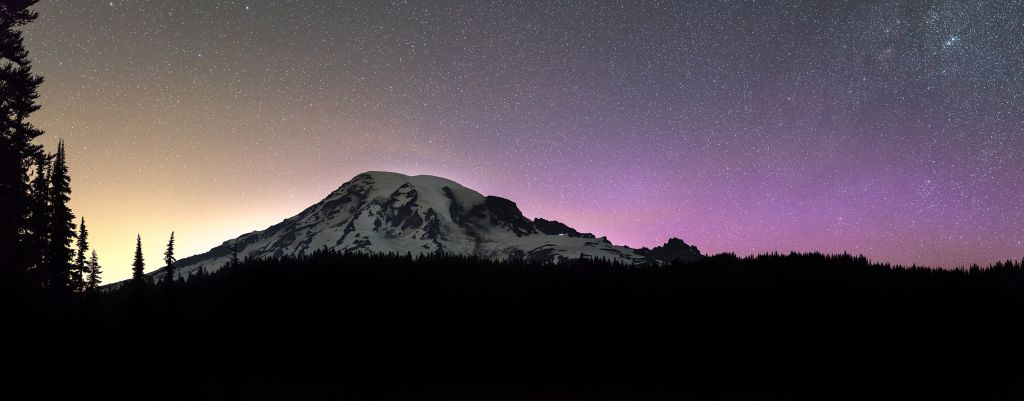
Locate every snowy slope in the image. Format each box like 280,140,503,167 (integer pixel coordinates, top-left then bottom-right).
145,171,702,282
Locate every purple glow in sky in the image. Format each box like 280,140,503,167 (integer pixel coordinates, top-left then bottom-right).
23,0,1024,279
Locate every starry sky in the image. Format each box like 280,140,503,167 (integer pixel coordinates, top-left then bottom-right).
22,0,1024,281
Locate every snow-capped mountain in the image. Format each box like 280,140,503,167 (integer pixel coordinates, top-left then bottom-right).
154,171,702,281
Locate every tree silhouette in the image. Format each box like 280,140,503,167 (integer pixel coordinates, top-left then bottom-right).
86,249,101,291
229,242,240,269
72,217,89,292
132,234,146,286
43,140,75,291
0,0,44,286
26,152,50,281
163,231,176,285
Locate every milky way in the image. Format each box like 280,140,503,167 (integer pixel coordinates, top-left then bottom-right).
23,0,1024,280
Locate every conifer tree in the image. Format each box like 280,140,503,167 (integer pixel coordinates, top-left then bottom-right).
163,231,176,285
132,234,146,286
26,152,50,279
43,140,75,291
86,250,101,291
192,265,206,281
229,242,240,269
0,0,44,284
72,217,89,292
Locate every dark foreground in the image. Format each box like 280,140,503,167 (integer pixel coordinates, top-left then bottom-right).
6,251,1024,400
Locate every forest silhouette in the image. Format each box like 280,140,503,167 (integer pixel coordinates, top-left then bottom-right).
7,249,1024,399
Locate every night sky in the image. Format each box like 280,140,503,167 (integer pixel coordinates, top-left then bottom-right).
23,0,1024,281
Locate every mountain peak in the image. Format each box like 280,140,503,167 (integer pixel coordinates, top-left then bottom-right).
637,237,703,263
154,171,703,281
350,171,474,191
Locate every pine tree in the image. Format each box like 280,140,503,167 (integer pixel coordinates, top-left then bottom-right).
0,0,44,285
26,152,50,280
86,250,101,291
163,231,176,285
229,242,240,269
72,217,89,292
43,140,75,291
132,234,146,286
191,265,206,282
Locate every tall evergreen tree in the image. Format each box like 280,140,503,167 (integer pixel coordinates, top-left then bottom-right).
163,231,176,285
0,0,44,285
43,140,75,290
26,151,49,280
132,234,146,285
229,242,240,269
72,217,89,292
86,249,101,291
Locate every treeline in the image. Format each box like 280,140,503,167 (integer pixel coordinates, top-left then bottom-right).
11,249,1019,400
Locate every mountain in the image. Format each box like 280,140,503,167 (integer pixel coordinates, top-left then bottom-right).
636,238,703,263
152,171,702,282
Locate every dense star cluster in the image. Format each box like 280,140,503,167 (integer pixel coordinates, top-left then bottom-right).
21,0,1024,280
